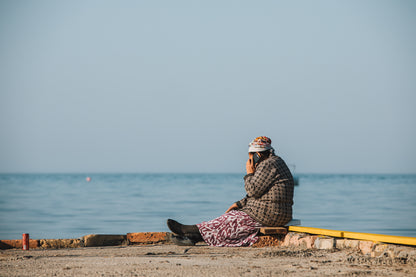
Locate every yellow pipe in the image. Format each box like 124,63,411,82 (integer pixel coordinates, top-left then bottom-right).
288,226,416,246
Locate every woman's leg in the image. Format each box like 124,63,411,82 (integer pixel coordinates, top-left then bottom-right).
196,210,262,247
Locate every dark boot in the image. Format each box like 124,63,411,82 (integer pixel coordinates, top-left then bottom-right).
186,232,203,243
167,219,204,243
167,219,199,235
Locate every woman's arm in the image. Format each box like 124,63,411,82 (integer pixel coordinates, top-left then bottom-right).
226,195,248,213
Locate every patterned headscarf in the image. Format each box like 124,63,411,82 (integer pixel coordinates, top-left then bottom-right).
248,136,274,153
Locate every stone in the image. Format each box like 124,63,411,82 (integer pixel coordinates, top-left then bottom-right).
336,239,359,250
127,232,169,244
282,232,294,247
371,244,389,257
298,235,318,249
0,239,38,249
359,240,374,255
335,239,346,249
39,239,83,249
407,250,416,265
314,238,335,250
282,232,307,247
83,234,127,247
344,239,360,249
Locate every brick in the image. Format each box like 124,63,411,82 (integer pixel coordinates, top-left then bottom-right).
0,239,38,250
83,234,127,247
359,240,374,255
252,235,285,247
39,239,83,249
127,232,169,244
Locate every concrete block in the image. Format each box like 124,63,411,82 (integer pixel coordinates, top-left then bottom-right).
314,238,335,250
344,239,360,249
0,239,38,249
83,234,127,247
359,240,374,255
336,239,346,249
39,239,83,249
336,239,359,249
127,232,169,244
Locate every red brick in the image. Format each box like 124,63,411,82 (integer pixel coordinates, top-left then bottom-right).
252,235,285,247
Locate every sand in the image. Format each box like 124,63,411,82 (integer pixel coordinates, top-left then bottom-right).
1,244,415,276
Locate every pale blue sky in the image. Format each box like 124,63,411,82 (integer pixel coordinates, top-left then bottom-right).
1,0,415,174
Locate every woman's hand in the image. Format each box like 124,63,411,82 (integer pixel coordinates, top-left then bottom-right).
225,203,239,213
246,155,255,174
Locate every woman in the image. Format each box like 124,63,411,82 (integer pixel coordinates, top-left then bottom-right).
167,136,294,247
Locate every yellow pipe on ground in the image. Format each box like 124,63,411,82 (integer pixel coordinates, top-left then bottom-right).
288,226,416,246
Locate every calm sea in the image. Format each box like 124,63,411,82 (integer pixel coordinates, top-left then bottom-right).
0,173,415,240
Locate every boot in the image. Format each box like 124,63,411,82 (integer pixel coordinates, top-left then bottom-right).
167,219,199,235
167,219,203,243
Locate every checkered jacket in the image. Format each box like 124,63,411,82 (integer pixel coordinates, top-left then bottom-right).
236,155,294,227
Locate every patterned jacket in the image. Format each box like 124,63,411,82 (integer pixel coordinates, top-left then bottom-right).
236,155,294,226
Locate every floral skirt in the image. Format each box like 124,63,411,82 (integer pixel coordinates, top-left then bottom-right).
196,210,262,247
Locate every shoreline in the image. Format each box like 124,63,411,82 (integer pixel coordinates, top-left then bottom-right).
1,244,415,276
1,231,415,276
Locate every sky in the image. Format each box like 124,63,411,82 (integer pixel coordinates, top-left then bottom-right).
0,0,415,174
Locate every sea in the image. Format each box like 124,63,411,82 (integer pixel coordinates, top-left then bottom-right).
0,173,415,240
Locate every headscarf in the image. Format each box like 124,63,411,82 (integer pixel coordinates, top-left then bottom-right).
248,136,274,153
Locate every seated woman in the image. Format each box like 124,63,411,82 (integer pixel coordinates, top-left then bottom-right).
167,136,295,247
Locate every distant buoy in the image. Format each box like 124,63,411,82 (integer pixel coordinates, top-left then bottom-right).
86,177,91,182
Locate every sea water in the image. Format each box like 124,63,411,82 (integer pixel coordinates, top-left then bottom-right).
0,173,415,239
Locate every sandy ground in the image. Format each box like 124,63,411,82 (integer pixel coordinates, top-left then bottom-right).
1,244,415,277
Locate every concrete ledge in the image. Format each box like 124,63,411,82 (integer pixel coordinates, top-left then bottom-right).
1,231,415,264
39,239,83,249
0,239,38,250
127,232,169,245
83,234,127,247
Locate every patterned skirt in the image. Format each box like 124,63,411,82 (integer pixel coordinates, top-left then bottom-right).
196,210,263,247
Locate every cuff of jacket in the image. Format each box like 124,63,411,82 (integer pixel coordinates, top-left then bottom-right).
243,173,254,181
